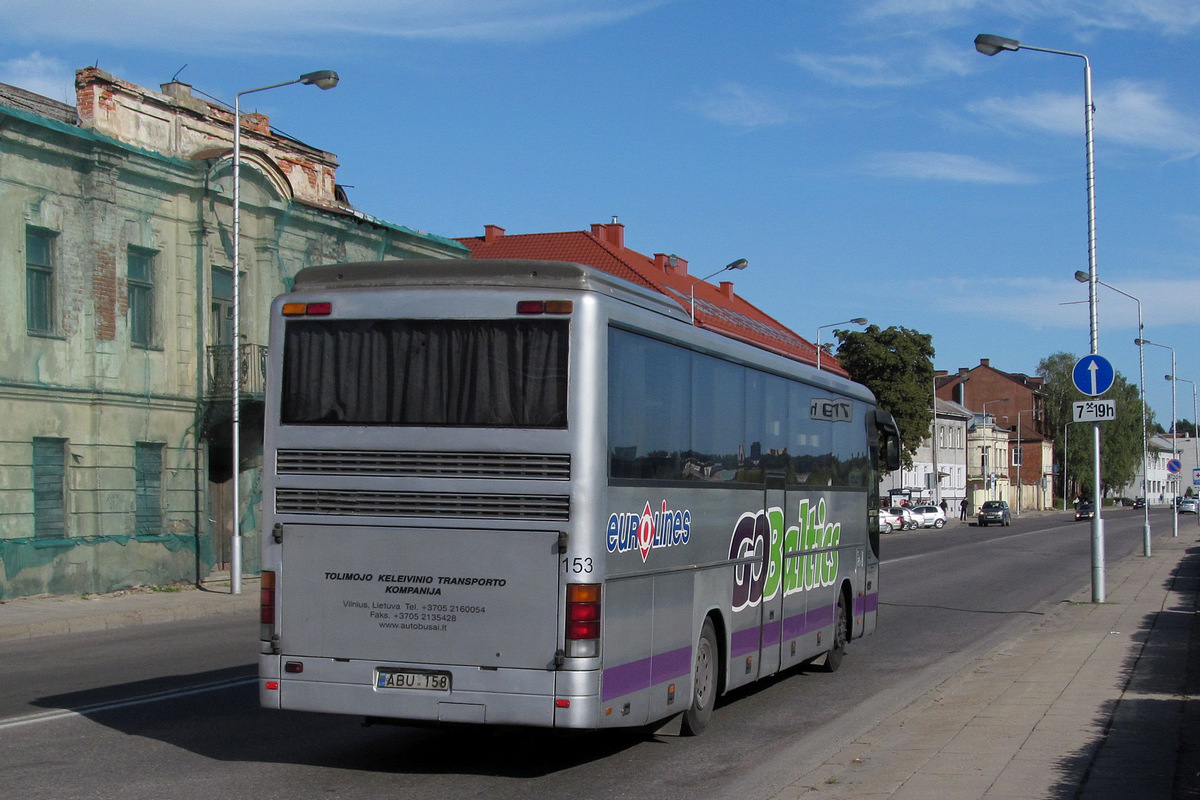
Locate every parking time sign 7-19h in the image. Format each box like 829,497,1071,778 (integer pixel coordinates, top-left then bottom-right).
1073,399,1116,422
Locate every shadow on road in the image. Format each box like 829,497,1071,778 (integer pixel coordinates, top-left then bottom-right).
29,668,656,778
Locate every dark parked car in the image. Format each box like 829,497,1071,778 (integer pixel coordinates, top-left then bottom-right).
1075,502,1095,521
1133,497,1146,509
978,500,1010,527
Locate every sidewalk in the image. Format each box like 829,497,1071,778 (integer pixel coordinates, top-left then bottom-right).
0,573,258,641
773,526,1200,800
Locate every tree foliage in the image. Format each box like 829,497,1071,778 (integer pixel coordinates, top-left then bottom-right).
1037,351,1154,500
834,325,934,471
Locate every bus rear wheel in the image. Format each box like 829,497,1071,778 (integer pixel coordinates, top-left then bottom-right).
821,594,848,672
681,618,718,736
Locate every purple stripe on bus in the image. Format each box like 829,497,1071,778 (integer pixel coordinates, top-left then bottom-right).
605,595,879,701
602,645,694,702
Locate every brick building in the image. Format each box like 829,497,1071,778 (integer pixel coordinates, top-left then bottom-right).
936,359,1053,512
0,69,465,598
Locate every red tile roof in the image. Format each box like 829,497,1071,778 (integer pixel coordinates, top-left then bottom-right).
456,223,848,377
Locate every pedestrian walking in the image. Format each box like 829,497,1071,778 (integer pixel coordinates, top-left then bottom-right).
959,498,968,521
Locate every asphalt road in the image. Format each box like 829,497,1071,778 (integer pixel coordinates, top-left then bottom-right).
1,507,1177,800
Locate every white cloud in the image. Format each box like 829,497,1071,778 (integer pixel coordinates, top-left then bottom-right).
859,0,1200,35
684,81,790,129
3,1,666,49
0,53,75,104
968,82,1200,158
787,40,975,90
862,151,1037,184
932,273,1200,332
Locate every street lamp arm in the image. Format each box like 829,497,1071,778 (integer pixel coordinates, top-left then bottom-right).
229,70,339,596
689,259,747,326
815,317,867,370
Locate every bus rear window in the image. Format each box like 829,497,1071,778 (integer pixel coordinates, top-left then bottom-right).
280,318,568,427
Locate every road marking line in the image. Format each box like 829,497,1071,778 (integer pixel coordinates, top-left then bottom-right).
0,674,256,730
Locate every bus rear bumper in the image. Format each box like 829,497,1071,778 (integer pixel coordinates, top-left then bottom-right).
259,654,602,730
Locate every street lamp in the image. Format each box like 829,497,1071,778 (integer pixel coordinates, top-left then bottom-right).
230,70,339,595
1009,407,1036,516
1079,271,1151,556
1167,374,1197,527
982,398,1009,500
690,259,747,326
815,318,867,371
1137,337,1177,539
1166,375,1199,474
976,32,1104,601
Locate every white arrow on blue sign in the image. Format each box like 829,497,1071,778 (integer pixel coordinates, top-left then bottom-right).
1072,354,1115,397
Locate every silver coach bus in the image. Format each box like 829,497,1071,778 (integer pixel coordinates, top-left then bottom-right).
258,259,899,735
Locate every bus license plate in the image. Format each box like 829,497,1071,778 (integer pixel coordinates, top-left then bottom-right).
376,669,450,691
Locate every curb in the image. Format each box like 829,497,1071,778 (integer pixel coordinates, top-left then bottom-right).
0,578,260,642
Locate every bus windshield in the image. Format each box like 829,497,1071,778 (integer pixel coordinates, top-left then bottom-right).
280,318,569,427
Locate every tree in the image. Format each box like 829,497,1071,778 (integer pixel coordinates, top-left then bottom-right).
1037,352,1154,501
834,325,934,471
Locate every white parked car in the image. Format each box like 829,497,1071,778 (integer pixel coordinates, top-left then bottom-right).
1180,499,1199,515
908,504,948,529
885,506,918,531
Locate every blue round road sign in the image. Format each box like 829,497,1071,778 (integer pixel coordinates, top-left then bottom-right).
1168,459,1182,474
1073,355,1115,397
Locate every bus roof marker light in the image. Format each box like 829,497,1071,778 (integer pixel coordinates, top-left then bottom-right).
306,302,332,315
517,300,546,314
282,302,308,316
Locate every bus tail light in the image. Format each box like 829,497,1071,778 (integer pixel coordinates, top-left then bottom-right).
260,570,276,640
282,301,333,316
565,583,600,658
517,300,573,315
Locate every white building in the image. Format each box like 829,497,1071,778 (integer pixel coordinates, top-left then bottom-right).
884,398,972,513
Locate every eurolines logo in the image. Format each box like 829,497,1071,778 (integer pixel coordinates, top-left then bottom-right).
728,497,842,612
607,500,691,562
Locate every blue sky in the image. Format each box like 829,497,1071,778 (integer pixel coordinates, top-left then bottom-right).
3,1,1198,428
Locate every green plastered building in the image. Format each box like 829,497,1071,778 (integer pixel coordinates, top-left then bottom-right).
0,68,467,598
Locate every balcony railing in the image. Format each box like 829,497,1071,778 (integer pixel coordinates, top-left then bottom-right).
207,344,268,398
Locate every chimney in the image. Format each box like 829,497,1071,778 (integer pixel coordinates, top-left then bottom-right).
719,281,735,299
980,358,990,368
241,112,270,135
484,224,505,243
590,221,625,249
654,253,688,275
160,80,208,114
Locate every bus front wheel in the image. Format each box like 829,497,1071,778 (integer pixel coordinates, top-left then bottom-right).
681,618,718,735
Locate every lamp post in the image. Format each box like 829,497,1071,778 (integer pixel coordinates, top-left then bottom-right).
1166,375,1198,471
815,318,867,371
230,70,339,595
1167,373,1197,525
1080,271,1151,556
976,32,1104,601
690,259,747,326
982,398,1009,500
1137,337,1177,539
1010,408,1037,515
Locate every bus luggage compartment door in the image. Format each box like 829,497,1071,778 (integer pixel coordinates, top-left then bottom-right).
277,524,561,670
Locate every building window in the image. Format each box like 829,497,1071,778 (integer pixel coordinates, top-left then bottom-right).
211,267,234,346
135,442,164,536
26,227,57,335
32,437,68,539
1013,446,1023,466
128,247,157,347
